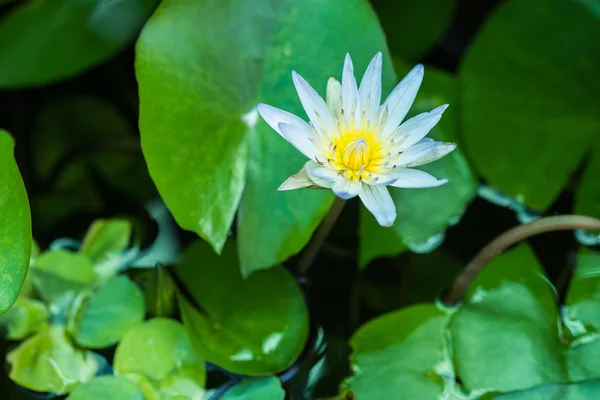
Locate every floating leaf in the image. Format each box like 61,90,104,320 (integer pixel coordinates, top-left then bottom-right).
71,275,145,348
7,326,102,394
0,130,31,314
67,376,145,400
0,0,159,87
31,250,95,304
460,0,600,211
494,380,600,399
221,377,285,400
136,0,394,273
176,240,309,375
0,297,48,340
114,318,205,400
449,244,567,393
81,219,132,266
343,304,450,398
142,265,177,318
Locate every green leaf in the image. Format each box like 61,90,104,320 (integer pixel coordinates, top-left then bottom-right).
0,297,48,340
342,304,450,398
576,140,600,219
81,219,132,266
564,250,600,381
0,130,31,314
67,376,145,400
141,265,177,318
459,0,600,211
221,377,285,400
0,0,158,87
136,0,394,273
370,0,459,62
114,318,205,400
494,380,600,400
7,325,102,394
175,240,309,375
359,65,475,263
72,275,145,349
31,250,95,304
449,244,567,393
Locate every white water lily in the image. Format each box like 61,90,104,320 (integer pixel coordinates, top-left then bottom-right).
257,52,455,227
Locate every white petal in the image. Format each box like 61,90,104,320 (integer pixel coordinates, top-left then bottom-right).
326,77,342,117
332,178,362,199
278,167,314,191
395,105,448,150
257,103,310,135
278,122,320,159
359,184,396,227
395,141,441,166
292,71,336,133
358,52,383,120
388,168,448,188
381,64,424,138
341,53,359,126
405,143,457,167
305,160,341,188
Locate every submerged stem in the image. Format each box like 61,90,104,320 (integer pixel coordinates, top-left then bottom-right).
444,215,600,305
297,197,346,275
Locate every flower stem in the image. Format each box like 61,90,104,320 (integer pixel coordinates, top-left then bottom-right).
297,197,346,275
444,215,600,305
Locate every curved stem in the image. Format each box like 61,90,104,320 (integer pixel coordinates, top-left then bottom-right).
297,197,346,275
444,215,600,305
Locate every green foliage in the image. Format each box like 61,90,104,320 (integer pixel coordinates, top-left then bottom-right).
176,240,309,375
7,326,103,394
113,318,205,399
221,377,285,400
67,376,145,400
135,0,395,274
0,130,31,315
460,0,600,211
0,0,159,87
71,275,146,349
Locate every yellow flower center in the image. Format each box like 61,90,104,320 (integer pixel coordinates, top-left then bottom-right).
342,138,370,170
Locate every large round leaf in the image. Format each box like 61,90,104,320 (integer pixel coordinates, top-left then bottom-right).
0,130,31,314
113,318,205,399
359,65,475,266
67,376,145,400
0,0,158,87
495,380,600,400
7,326,103,395
460,0,600,211
72,275,145,348
449,244,567,393
175,240,309,375
136,0,395,273
342,304,451,398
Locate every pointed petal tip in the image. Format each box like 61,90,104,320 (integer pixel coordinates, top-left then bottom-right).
379,212,396,227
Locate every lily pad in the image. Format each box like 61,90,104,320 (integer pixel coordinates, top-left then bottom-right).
136,0,394,273
342,304,451,398
7,325,102,394
459,0,600,211
114,318,205,399
176,240,309,375
72,275,145,349
0,130,31,314
221,377,285,400
31,250,95,304
0,296,48,340
67,375,145,400
449,244,567,393
494,380,600,400
81,218,132,266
